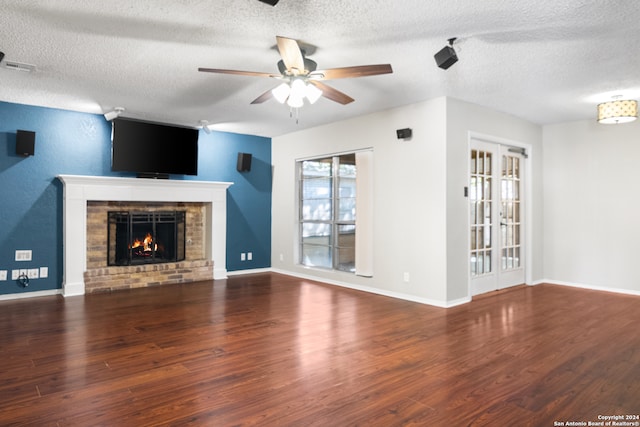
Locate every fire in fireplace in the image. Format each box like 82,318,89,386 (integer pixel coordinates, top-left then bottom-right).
108,211,186,266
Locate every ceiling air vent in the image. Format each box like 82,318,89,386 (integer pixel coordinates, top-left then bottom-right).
4,61,36,72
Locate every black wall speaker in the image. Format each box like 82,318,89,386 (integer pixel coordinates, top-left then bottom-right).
237,152,252,172
396,128,412,139
16,130,35,156
434,45,458,70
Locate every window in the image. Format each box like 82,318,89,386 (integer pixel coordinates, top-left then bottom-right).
299,153,357,272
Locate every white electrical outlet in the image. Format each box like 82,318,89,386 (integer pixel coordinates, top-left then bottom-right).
12,270,20,280
279,253,284,262
40,267,49,278
15,250,33,262
247,252,253,261
0,271,7,281
403,272,410,283
27,269,39,279
241,253,246,261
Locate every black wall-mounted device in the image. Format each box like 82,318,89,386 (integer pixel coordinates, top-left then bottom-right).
16,130,36,156
434,45,458,70
396,128,413,140
237,152,252,172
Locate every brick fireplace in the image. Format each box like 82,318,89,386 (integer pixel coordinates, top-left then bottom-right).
58,175,232,296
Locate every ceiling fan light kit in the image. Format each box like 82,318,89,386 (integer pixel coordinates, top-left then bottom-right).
597,98,638,124
272,83,291,103
305,82,323,104
272,78,323,107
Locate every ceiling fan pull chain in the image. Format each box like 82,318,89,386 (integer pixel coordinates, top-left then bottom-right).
287,106,300,124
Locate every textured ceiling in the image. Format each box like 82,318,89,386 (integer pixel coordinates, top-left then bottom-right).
1,0,639,137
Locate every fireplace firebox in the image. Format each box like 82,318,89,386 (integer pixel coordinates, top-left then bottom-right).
108,211,186,266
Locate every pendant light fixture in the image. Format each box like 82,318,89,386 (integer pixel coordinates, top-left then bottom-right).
597,97,638,124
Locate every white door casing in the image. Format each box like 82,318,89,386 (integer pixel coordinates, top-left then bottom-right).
469,140,525,296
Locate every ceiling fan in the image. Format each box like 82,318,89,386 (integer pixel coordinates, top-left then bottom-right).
198,36,393,108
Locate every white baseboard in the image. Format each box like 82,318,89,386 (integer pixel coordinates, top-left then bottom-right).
230,270,640,306
213,267,229,280
0,289,62,301
270,268,470,308
62,281,85,297
226,268,273,276
541,279,640,297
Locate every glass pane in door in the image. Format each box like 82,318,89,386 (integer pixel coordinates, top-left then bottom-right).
500,155,521,271
470,149,493,277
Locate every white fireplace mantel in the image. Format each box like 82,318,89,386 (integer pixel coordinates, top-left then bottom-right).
58,175,233,297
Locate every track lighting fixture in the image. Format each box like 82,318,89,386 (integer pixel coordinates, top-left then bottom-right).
0,51,4,64
258,0,279,5
434,37,458,70
104,107,125,121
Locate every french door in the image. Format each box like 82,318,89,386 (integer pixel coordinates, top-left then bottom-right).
470,140,525,296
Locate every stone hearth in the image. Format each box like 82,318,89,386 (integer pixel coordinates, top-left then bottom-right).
58,175,232,296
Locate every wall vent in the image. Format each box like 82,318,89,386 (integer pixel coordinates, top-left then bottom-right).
4,61,36,72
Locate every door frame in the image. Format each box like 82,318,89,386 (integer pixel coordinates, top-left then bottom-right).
467,132,534,297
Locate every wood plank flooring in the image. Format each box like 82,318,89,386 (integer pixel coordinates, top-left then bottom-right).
1,273,638,426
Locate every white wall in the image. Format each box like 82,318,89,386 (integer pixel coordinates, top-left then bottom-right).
446,98,544,300
272,96,544,306
272,96,640,304
543,119,640,294
272,98,450,305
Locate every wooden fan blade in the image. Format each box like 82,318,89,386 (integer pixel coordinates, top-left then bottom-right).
276,36,305,74
309,81,354,105
198,68,278,78
250,89,274,104
312,64,393,80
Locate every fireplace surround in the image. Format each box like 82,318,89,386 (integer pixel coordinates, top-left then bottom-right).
58,175,232,296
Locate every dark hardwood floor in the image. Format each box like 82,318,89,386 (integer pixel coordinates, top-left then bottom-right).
1,273,638,426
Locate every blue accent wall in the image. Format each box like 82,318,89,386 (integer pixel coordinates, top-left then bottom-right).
0,101,271,296
190,130,272,272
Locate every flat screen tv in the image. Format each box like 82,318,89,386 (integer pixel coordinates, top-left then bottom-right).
111,118,199,177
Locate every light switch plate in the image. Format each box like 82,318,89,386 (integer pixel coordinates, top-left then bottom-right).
0,270,7,281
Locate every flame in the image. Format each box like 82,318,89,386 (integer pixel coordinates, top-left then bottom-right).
130,233,157,252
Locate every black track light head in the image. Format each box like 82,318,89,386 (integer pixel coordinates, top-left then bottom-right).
258,0,279,5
